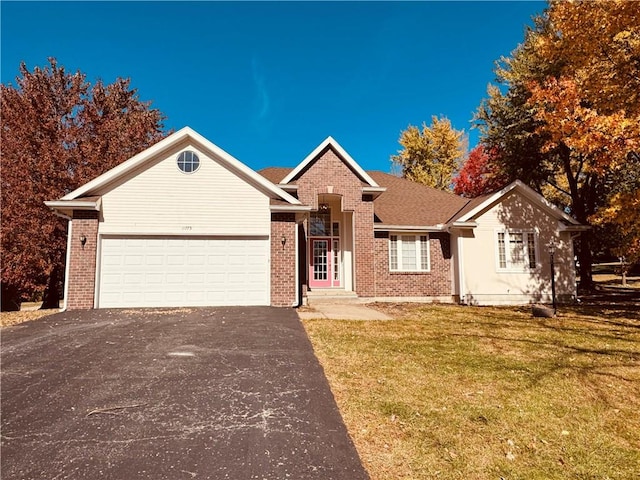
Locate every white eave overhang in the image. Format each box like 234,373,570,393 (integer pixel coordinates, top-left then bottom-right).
374,224,446,232
447,221,478,230
45,197,102,217
559,224,590,232
363,186,387,199
278,184,298,192
270,204,312,212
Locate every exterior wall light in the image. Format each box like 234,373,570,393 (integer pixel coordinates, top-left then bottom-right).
281,236,287,249
80,235,87,249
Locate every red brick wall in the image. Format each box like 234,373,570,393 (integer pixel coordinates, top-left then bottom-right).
293,147,375,296
373,231,452,297
66,210,99,310
270,213,297,307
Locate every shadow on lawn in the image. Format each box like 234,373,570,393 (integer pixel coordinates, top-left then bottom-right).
443,304,640,389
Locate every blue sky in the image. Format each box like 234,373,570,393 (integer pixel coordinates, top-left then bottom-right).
1,1,545,173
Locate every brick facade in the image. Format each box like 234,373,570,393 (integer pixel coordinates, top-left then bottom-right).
66,210,99,310
270,213,298,307
61,144,456,309
293,147,375,297
373,232,452,298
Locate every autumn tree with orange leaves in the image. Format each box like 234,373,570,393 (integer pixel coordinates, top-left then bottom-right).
1,58,166,310
475,0,640,289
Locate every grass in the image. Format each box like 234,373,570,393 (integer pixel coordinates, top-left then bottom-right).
303,304,640,480
0,306,57,328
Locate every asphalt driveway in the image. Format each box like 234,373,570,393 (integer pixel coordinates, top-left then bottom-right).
1,307,369,479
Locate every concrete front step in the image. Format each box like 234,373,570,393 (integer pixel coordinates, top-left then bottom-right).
306,290,360,305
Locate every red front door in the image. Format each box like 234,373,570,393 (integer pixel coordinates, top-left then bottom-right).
309,239,332,288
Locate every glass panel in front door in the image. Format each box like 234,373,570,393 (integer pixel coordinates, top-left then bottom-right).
313,240,328,281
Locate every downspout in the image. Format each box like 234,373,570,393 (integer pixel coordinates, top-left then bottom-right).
457,234,467,305
292,222,300,307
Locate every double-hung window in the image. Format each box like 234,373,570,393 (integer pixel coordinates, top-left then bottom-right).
497,230,537,270
389,234,430,272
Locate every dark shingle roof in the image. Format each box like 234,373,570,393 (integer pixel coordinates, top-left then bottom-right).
259,167,293,185
446,193,493,222
367,171,469,226
258,167,476,227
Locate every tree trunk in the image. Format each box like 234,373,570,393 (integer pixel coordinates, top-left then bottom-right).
41,265,60,309
1,283,21,311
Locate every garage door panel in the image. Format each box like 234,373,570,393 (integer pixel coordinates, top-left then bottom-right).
123,273,144,285
145,255,164,266
167,255,185,265
208,256,227,267
188,255,206,265
146,274,164,284
99,236,269,308
166,273,185,284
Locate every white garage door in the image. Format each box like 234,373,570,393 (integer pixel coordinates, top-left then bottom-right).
98,236,270,308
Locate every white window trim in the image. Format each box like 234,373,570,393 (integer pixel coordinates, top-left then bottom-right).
495,228,539,272
389,232,431,272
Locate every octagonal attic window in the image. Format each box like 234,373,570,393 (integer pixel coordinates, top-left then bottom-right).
177,151,200,173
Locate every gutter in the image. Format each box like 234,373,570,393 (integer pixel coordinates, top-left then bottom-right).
446,221,478,232
373,224,446,232
45,198,101,211
270,205,312,212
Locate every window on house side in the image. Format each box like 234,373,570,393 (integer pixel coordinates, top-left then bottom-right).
389,234,430,272
497,230,537,270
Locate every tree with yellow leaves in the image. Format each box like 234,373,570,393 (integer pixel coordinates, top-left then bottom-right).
391,116,466,191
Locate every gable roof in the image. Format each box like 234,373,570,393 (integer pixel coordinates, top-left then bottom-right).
259,168,471,228
61,127,301,206
259,169,586,231
280,136,380,187
451,180,584,227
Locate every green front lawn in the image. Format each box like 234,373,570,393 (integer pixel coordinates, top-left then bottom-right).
303,304,640,480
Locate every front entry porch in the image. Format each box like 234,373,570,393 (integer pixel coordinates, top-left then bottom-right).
304,194,354,294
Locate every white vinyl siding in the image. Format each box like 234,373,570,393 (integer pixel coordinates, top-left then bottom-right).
389,234,430,272
98,143,271,236
496,230,537,271
98,236,269,308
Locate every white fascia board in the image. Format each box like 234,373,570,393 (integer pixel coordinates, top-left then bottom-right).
363,186,387,199
456,180,582,226
45,198,101,211
282,136,380,187
448,221,478,229
62,127,194,200
455,183,518,222
559,224,590,232
270,205,312,212
62,127,301,206
374,224,446,232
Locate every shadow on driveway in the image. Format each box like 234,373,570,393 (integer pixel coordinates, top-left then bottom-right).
1,307,368,479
